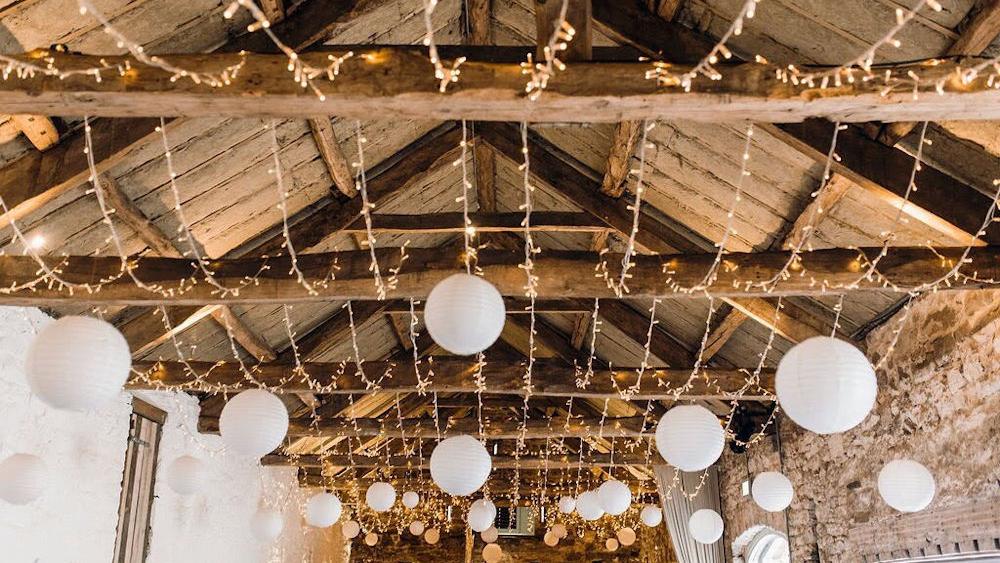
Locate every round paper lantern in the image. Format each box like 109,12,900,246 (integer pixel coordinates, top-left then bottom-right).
544,531,559,546
688,509,723,544
482,543,503,563
878,459,936,513
617,527,637,547
166,455,206,496
342,520,361,539
605,538,619,551
402,490,420,509
655,405,724,472
576,490,605,521
219,389,289,458
430,435,491,496
250,508,283,542
424,528,440,545
0,454,46,505
467,498,497,532
365,482,396,512
409,521,425,536
752,471,794,512
364,532,379,546
481,527,499,543
558,495,576,514
551,523,567,539
25,316,131,411
776,336,877,434
640,504,663,527
424,273,506,355
305,492,342,527
597,479,632,516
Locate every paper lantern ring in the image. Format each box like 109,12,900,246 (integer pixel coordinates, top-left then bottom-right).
341,520,361,539
0,453,47,505
467,498,497,532
409,521,425,536
424,273,506,355
688,509,724,544
575,490,605,521
250,508,284,542
597,479,632,516
605,538,620,551
878,459,936,513
617,527,637,546
430,435,492,496
25,316,131,412
751,471,794,512
480,527,499,543
558,495,576,514
655,404,724,472
305,492,343,527
424,528,441,544
166,455,207,496
365,481,396,512
402,490,420,509
640,504,663,527
544,531,559,546
551,523,568,539
482,543,503,563
219,389,289,458
364,532,379,546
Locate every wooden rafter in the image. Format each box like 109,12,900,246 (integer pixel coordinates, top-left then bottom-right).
343,211,604,234
308,117,356,198
600,120,642,198
534,0,592,61
263,452,655,468
10,115,58,151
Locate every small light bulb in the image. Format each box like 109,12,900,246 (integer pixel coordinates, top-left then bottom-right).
28,234,45,249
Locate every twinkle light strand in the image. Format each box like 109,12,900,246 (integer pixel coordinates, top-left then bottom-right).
522,0,575,100
422,0,465,92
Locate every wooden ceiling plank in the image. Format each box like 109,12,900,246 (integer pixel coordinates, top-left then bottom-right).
11,115,58,151
308,117,357,198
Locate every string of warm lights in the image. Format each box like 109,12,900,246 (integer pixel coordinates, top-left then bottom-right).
422,0,465,92
522,0,574,100
609,120,654,297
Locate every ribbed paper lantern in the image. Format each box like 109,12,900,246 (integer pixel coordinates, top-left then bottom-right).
365,482,396,512
551,523,567,539
430,435,492,496
0,454,46,505
688,509,723,544
576,490,605,521
598,480,632,516
402,490,420,509
482,543,503,563
424,273,506,355
166,455,206,496
878,459,936,513
655,405,724,471
640,505,663,527
250,508,283,542
424,528,440,544
468,498,497,532
25,316,131,412
305,492,342,527
544,531,559,547
481,527,499,543
364,532,379,546
752,471,794,512
219,389,289,458
558,495,576,514
342,520,361,539
409,521,425,536
617,527,637,547
776,336,877,434
605,538,619,551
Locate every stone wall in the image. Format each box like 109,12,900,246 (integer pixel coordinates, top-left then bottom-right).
717,436,786,559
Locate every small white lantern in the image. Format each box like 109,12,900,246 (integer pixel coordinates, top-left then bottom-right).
0,453,46,505
250,508,283,542
424,273,506,355
640,504,663,527
655,405,724,472
597,479,632,516
878,459,936,513
430,435,492,496
576,490,605,521
364,532,379,546
481,527,499,543
25,316,131,412
402,490,420,509
467,498,497,532
342,520,361,539
424,528,441,544
305,492,342,527
605,538,620,551
166,455,206,496
365,482,396,512
409,521,425,536
544,531,559,546
551,523,567,539
688,509,723,544
752,471,794,512
482,543,503,563
617,527,637,547
776,336,877,434
219,389,289,458
558,495,576,514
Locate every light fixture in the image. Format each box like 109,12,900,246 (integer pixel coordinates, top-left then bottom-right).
423,273,506,355
305,492,342,527
655,405,724,471
575,490,604,521
467,498,497,532
365,482,396,512
751,471,794,512
878,459,935,513
250,508,283,542
219,389,289,459
597,479,631,516
430,435,491,496
688,509,724,544
0,453,46,505
166,455,206,496
640,504,663,527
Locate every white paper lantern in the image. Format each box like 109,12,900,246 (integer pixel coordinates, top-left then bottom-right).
597,479,632,516
551,523,567,539
640,505,663,527
481,527,499,543
250,508,283,542
878,459,936,513
424,273,506,355
655,405,724,472
752,471,794,512
409,521,425,536
544,531,559,547
688,509,724,544
25,316,131,412
0,454,46,505
364,532,379,546
617,527,637,547
219,389,289,458
776,336,877,434
166,455,206,496
558,495,576,514
365,482,396,512
482,543,503,563
424,528,441,544
402,490,420,509
467,498,497,532
576,490,605,521
342,520,361,539
305,492,342,527
605,538,620,551
430,435,492,496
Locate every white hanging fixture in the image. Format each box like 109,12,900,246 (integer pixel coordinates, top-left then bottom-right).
25,316,131,412
688,508,724,544
250,508,284,542
551,523,567,539
305,492,342,527
617,527,637,547
424,273,506,355
430,435,492,496
365,482,396,512
575,490,605,521
341,520,361,539
544,531,559,546
467,498,497,532
402,490,420,509
219,389,289,459
597,479,632,516
424,528,441,544
776,336,877,434
364,532,379,546
482,543,503,563
165,455,206,496
751,471,794,512
409,521,425,536
640,504,663,527
878,459,936,513
558,495,576,514
655,404,724,471
0,453,46,505
605,538,620,551
480,527,499,543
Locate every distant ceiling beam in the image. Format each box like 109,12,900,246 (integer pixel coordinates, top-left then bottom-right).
263,452,655,468
343,211,605,234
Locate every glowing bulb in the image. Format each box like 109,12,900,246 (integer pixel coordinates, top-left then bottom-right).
28,234,45,250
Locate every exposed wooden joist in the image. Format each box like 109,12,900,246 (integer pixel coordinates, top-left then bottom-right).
219,0,367,53
308,117,356,198
466,0,492,45
473,142,497,213
11,115,58,151
781,175,855,251
702,306,748,361
96,175,183,259
262,452,655,468
600,120,642,198
258,0,285,23
208,305,278,361
535,0,592,61
344,211,604,234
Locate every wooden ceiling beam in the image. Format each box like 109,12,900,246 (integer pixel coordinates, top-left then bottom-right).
308,117,356,198
263,452,654,468
534,0,592,61
600,120,642,198
10,115,59,151
343,211,604,234
466,0,492,45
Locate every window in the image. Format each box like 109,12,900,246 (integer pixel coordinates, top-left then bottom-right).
112,398,166,563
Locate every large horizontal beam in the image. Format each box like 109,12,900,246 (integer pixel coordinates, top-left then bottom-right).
5,246,996,305
129,359,773,400
264,452,654,469
3,49,999,122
